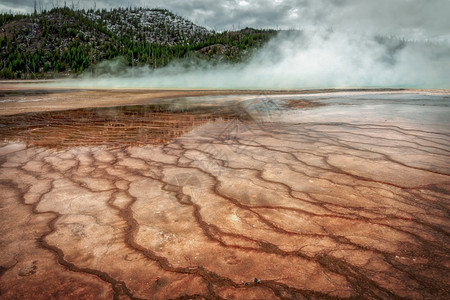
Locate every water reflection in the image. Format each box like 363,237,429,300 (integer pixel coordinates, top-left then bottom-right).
0,102,248,148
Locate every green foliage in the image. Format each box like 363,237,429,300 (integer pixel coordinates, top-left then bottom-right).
0,8,277,79
0,13,27,27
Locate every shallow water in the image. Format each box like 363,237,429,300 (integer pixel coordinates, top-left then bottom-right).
0,101,248,148
293,93,450,126
0,90,449,299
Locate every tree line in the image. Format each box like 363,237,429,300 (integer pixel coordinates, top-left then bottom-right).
0,7,277,79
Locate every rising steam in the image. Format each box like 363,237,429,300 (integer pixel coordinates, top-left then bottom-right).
55,30,450,89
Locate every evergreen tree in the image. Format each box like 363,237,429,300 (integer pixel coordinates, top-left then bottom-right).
0,7,277,79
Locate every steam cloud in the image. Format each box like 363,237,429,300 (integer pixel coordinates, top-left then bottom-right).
59,30,450,89
6,1,449,89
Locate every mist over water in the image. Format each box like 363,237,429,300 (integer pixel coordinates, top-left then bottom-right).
59,30,450,89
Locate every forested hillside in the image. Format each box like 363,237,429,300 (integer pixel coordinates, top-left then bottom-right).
0,7,276,79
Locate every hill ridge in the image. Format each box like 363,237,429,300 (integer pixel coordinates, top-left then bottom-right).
0,7,276,79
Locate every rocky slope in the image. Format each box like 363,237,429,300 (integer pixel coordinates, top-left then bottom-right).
0,7,275,79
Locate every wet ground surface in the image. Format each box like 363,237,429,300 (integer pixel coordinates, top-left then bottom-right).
0,100,249,148
0,89,449,299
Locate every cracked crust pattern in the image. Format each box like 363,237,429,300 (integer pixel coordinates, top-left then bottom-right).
0,90,449,299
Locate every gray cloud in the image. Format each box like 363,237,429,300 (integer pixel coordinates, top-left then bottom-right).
4,0,450,89
2,0,450,41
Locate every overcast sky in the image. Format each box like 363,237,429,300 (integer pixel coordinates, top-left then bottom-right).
1,0,449,41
